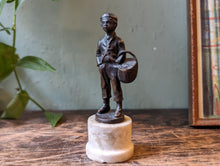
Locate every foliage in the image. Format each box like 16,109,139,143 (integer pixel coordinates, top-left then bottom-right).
17,56,56,72
44,111,63,127
1,90,29,119
0,0,62,127
0,42,18,82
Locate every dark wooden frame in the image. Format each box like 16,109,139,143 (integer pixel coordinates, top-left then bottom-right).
188,0,220,126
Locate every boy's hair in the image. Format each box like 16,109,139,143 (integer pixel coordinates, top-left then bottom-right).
100,13,117,25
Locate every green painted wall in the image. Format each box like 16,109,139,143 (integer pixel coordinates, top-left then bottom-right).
0,0,188,110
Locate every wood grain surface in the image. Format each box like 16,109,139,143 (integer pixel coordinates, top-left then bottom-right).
0,109,220,166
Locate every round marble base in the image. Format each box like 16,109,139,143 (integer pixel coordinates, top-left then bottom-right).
86,115,134,163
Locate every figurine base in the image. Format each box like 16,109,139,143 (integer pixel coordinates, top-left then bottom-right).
86,115,134,163
96,111,124,124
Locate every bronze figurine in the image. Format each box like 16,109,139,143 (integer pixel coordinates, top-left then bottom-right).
96,13,138,124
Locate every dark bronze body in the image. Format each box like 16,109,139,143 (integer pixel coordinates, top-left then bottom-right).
96,13,138,124
97,32,125,104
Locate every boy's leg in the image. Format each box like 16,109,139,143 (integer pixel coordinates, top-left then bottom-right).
110,75,123,117
98,65,111,113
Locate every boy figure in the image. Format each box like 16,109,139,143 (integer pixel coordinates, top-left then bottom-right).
96,13,126,117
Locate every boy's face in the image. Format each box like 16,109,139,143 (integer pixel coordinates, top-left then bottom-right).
101,17,116,33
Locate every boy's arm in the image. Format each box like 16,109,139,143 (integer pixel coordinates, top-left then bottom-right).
96,41,102,66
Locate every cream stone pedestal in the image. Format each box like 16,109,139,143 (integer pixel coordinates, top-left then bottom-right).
86,115,134,163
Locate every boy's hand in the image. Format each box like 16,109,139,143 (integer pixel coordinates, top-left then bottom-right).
103,55,110,62
103,55,115,62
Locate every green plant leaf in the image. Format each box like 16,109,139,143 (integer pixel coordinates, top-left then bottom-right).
0,42,19,82
44,111,63,127
1,90,29,119
15,0,25,14
0,0,7,15
7,0,15,3
16,56,56,72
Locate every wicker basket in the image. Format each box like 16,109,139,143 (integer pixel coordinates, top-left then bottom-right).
117,51,138,83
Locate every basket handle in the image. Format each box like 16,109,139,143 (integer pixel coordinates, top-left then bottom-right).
97,50,137,66
118,50,137,62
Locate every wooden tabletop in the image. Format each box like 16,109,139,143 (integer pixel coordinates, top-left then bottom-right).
0,109,220,166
